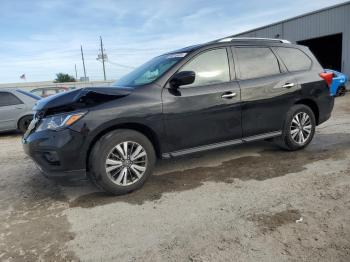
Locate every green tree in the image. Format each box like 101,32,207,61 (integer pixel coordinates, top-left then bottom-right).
54,73,76,83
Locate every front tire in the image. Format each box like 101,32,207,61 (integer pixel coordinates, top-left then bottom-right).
277,105,316,151
89,129,156,195
18,115,33,133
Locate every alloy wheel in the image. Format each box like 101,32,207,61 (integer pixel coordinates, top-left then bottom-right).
290,112,312,145
105,141,148,186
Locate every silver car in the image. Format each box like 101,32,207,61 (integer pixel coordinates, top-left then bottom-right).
0,89,40,133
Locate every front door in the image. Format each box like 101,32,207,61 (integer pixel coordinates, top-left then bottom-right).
162,48,242,154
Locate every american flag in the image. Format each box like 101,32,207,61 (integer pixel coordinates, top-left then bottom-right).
20,74,26,80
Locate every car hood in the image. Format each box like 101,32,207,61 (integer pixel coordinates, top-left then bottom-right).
33,87,131,116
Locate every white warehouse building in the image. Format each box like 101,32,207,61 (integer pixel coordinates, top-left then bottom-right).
232,1,350,77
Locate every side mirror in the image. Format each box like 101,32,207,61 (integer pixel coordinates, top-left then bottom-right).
169,71,195,89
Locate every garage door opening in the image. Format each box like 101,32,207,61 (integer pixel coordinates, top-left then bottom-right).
298,33,342,71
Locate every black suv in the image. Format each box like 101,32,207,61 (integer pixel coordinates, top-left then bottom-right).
23,37,334,195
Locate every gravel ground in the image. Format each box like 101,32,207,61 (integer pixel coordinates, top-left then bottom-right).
0,94,349,262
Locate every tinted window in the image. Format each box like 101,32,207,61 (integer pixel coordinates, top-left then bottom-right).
180,48,230,87
0,92,23,107
276,47,312,72
236,47,280,79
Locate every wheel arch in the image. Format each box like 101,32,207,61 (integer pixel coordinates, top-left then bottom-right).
294,99,319,125
86,123,161,171
17,114,33,129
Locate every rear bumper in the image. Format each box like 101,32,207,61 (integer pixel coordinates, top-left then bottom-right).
318,95,334,125
22,128,87,179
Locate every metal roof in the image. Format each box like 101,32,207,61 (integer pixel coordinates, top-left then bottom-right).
232,1,350,36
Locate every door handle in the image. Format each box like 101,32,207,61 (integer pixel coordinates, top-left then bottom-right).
282,83,295,89
15,106,25,109
221,92,237,99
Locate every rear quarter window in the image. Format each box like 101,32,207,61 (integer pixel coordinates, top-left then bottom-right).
275,47,312,72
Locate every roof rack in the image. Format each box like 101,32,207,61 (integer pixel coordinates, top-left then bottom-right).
217,37,291,44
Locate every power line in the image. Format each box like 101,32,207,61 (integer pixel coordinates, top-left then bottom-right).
107,60,135,69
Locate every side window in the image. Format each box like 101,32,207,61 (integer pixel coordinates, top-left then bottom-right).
0,92,23,107
275,47,312,72
30,89,42,97
180,48,230,87
46,89,58,96
235,47,281,80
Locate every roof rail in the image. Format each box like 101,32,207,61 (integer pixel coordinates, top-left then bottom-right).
218,37,291,44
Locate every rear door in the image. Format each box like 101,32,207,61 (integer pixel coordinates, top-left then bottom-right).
0,92,26,131
232,46,299,138
162,47,242,154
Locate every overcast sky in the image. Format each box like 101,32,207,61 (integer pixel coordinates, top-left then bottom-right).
0,0,346,83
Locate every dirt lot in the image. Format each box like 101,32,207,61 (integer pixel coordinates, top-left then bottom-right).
0,95,349,262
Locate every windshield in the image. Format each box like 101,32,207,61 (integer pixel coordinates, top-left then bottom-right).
112,53,187,87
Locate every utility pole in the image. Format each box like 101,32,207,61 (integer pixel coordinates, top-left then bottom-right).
74,64,78,80
100,36,107,80
80,45,87,81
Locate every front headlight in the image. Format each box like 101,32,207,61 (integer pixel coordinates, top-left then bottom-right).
36,112,86,131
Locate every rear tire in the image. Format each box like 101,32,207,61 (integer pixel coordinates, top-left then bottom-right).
18,115,33,133
88,129,156,195
276,105,316,151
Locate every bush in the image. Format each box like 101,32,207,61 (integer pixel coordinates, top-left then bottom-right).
54,73,76,83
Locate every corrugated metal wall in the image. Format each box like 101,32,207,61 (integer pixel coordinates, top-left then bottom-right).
235,3,350,76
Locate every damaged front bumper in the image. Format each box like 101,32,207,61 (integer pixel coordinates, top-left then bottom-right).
23,128,87,179
22,86,132,179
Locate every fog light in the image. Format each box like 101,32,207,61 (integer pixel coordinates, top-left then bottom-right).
43,151,60,165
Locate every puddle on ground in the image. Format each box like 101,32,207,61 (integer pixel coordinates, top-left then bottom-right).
69,133,350,208
248,209,301,233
